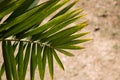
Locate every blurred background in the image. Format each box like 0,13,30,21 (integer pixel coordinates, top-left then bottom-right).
0,0,120,80
49,0,120,80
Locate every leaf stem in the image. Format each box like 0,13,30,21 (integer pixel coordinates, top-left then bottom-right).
0,39,51,47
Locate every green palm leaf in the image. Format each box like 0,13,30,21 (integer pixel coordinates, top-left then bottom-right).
37,44,44,80
47,48,54,80
42,46,47,80
23,43,31,80
30,44,37,80
0,0,25,19
18,42,24,80
0,0,90,80
56,49,74,56
7,41,19,80
2,41,12,80
52,49,64,70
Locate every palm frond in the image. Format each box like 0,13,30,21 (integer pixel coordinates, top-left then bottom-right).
0,0,90,80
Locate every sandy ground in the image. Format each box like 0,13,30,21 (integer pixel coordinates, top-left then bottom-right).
49,0,120,80
0,0,120,80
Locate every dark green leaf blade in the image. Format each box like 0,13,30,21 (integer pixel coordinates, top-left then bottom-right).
18,42,24,80
30,44,37,80
6,0,35,20
47,48,54,80
0,0,25,19
37,44,44,80
0,41,19,80
7,41,19,80
52,32,90,46
0,64,4,80
34,14,85,40
1,0,62,38
51,0,79,19
41,46,48,80
52,49,64,70
2,41,12,80
56,45,84,50
58,38,92,46
0,0,16,12
23,43,31,80
56,49,74,56
22,9,81,38
46,21,88,42
0,1,49,32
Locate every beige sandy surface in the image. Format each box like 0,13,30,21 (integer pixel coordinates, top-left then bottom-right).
0,0,120,80
47,0,120,80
